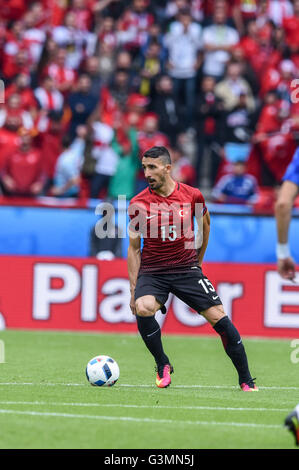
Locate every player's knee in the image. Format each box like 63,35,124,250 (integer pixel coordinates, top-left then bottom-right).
135,298,156,317
275,197,292,214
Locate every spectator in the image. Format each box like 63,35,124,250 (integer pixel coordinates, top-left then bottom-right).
36,110,65,192
164,0,194,25
254,90,286,140
68,74,98,139
238,19,263,78
230,46,260,97
43,47,77,97
98,68,132,127
171,146,196,186
138,112,170,156
34,75,64,113
114,49,139,88
83,56,102,99
0,119,20,173
137,112,170,190
202,5,239,79
97,15,119,52
35,36,58,80
90,119,119,198
69,0,94,32
140,22,167,67
23,10,46,69
212,160,259,204
2,47,30,83
0,93,34,132
195,75,224,187
282,0,299,54
2,20,25,81
52,11,96,70
150,74,181,146
277,59,297,105
1,131,45,197
232,0,258,36
117,0,154,56
0,0,27,22
266,0,294,27
221,91,256,164
164,7,202,129
93,0,126,21
124,92,149,130
5,73,38,118
139,40,162,97
96,40,117,85
29,1,50,29
252,89,296,184
108,126,140,199
51,125,87,198
215,61,256,112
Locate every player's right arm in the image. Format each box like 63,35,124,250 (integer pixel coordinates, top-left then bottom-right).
127,231,141,315
196,208,210,268
275,180,298,280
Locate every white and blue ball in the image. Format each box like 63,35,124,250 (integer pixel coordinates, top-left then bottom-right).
86,355,119,387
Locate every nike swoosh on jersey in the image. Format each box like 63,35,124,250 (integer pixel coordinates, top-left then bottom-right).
146,214,157,219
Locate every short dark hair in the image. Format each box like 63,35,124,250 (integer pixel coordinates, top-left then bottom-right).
62,134,72,149
143,146,171,164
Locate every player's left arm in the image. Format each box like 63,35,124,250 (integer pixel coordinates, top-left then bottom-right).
275,180,298,280
195,208,210,268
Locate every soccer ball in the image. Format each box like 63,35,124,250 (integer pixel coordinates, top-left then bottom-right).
86,355,119,387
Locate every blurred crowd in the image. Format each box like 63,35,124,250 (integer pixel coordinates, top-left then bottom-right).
0,0,298,207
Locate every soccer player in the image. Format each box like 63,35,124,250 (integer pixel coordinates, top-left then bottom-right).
127,146,258,390
285,405,299,447
275,146,299,445
275,146,299,280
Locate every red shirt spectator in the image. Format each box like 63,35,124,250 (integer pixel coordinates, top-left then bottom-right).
43,48,77,96
171,147,196,186
99,69,134,127
98,16,119,51
137,113,170,155
68,0,94,32
39,0,67,27
118,0,154,51
1,133,45,196
2,21,30,80
5,74,37,114
253,91,296,183
124,93,149,130
0,93,34,133
255,93,282,137
259,65,281,97
0,127,20,171
22,11,47,66
282,0,299,50
0,0,27,21
34,76,64,112
36,111,64,180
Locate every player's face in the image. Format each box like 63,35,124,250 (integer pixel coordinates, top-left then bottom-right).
142,157,170,190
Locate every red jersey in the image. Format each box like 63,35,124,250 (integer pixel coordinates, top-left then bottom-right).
44,63,77,90
3,148,44,194
5,85,37,112
129,182,207,274
282,15,299,47
0,128,20,170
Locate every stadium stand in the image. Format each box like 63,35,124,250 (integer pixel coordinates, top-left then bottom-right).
0,0,298,210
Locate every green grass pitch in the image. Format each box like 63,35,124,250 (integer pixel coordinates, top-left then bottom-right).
0,329,298,449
